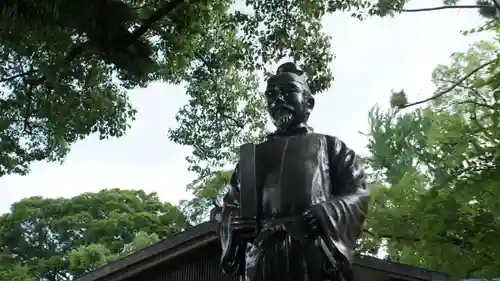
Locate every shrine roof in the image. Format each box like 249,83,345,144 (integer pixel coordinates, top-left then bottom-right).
74,221,449,281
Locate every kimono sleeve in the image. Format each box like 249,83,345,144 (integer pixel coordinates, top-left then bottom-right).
313,136,370,267
219,164,246,276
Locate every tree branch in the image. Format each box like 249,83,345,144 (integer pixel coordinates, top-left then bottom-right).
364,229,419,243
67,0,185,60
133,2,157,10
363,229,473,249
195,53,245,129
213,78,245,129
65,0,184,62
454,100,496,110
493,0,500,12
131,0,184,38
0,70,37,83
220,112,245,128
437,77,489,103
402,5,491,12
22,0,186,88
399,58,497,109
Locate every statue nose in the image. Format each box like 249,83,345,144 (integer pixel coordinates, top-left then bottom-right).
274,98,286,107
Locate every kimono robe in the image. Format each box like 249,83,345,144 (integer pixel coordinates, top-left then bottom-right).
219,129,370,281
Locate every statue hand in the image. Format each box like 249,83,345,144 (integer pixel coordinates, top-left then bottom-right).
302,209,322,239
231,216,258,241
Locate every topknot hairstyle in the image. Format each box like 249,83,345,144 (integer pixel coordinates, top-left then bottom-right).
273,62,312,97
276,62,305,76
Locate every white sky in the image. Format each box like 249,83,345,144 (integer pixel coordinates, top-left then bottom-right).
0,0,492,214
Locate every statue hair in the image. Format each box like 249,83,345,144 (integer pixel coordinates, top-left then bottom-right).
276,62,305,76
275,62,313,98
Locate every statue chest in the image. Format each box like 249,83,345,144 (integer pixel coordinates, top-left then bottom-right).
253,133,330,218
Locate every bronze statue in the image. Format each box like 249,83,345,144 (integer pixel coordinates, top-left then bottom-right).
219,62,370,281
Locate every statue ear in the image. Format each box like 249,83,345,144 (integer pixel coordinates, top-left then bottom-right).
304,97,314,121
307,97,315,110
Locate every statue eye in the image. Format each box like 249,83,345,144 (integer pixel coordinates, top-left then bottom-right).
281,85,299,94
265,90,277,98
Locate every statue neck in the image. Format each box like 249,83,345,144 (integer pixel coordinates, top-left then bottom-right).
267,123,313,139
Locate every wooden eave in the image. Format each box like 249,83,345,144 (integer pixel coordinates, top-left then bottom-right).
74,222,449,281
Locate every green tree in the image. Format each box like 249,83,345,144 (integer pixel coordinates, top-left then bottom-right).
378,0,500,108
1,0,386,177
4,0,495,178
177,0,499,224
180,170,232,224
362,38,499,277
68,231,161,276
0,189,188,280
371,0,500,18
0,264,36,281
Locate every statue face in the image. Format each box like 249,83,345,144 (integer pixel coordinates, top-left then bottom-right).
265,72,313,131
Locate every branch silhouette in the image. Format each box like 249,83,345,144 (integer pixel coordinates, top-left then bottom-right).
402,4,491,12
0,70,37,83
400,58,497,109
1,0,186,86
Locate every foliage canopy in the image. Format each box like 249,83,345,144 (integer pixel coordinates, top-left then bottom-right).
362,37,499,277
0,189,188,280
0,0,373,177
1,0,498,177
1,0,500,279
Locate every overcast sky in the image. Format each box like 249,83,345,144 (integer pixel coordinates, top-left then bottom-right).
1,0,492,214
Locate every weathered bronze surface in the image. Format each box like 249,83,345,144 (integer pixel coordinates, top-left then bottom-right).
219,62,370,281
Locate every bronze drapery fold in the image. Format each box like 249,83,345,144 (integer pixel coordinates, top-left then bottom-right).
219,134,370,281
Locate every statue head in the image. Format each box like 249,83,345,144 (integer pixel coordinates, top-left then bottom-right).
265,62,315,132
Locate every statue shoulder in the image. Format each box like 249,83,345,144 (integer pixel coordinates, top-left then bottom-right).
317,134,359,159
308,133,340,144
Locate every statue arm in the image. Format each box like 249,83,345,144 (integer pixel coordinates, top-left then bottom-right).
219,164,246,276
312,136,370,265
